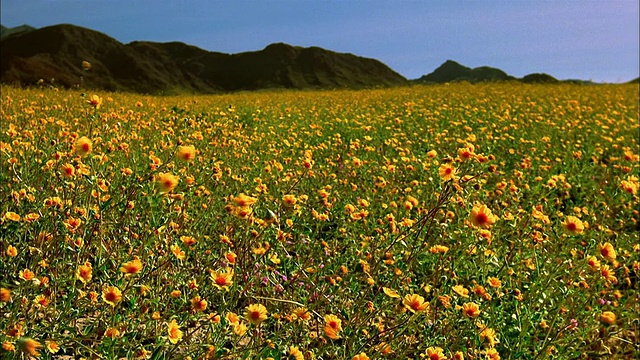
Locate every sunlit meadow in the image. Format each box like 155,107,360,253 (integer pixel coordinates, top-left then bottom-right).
1,82,638,359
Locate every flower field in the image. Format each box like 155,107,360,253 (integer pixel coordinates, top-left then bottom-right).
1,83,638,359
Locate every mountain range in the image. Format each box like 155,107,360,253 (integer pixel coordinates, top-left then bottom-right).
1,24,633,94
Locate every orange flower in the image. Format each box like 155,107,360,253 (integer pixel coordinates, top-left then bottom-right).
600,265,617,284
470,204,498,229
102,286,122,306
288,346,305,360
4,211,20,222
6,245,17,257
170,244,185,261
425,346,447,360
180,236,197,246
429,245,449,254
233,193,257,207
45,340,59,354
76,262,92,284
34,294,50,308
226,312,240,326
61,163,75,177
323,314,343,339
157,172,179,193
82,61,91,70
462,302,481,318
600,311,616,325
87,94,102,109
63,216,82,232
352,352,370,360
167,319,183,344
487,277,502,288
403,294,430,313
480,326,499,347
561,216,584,235
0,288,11,302
18,337,41,357
587,256,601,270
292,307,311,321
74,136,93,156
485,348,501,360
452,285,469,298
104,327,121,338
177,145,196,162
245,303,268,326
598,242,616,262
210,268,234,290
225,252,237,265
438,163,457,182
190,296,208,312
283,194,297,206
19,268,35,281
120,258,143,275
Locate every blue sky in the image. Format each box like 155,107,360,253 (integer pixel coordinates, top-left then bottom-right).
2,0,638,82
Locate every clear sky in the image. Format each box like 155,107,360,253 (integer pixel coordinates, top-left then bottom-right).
2,0,638,83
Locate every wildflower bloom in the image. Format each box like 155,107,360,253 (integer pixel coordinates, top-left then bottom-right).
102,286,122,306
487,277,502,288
0,288,11,302
167,319,183,344
425,346,447,360
470,204,498,229
245,303,268,326
4,211,20,222
18,337,41,357
429,245,449,254
480,326,499,347
287,346,304,360
45,340,59,354
61,163,75,177
462,302,481,318
20,268,35,281
210,268,234,290
233,193,257,207
600,311,616,325
74,136,93,156
452,285,470,298
232,322,248,336
438,163,457,181
177,145,196,162
226,312,240,326
82,61,91,70
600,265,617,284
87,94,102,109
120,258,143,275
383,287,401,298
190,296,208,312
6,245,17,257
403,294,430,313
561,216,584,235
352,353,370,360
76,262,92,283
323,314,343,339
485,348,500,360
157,173,179,193
598,242,616,262
292,307,311,321
587,256,601,270
283,194,297,206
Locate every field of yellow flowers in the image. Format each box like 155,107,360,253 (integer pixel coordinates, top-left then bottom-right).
1,83,638,359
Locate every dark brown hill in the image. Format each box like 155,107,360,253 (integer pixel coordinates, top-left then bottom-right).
0,24,407,93
414,60,515,83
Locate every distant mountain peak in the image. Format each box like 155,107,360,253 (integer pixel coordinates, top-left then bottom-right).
416,60,514,83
